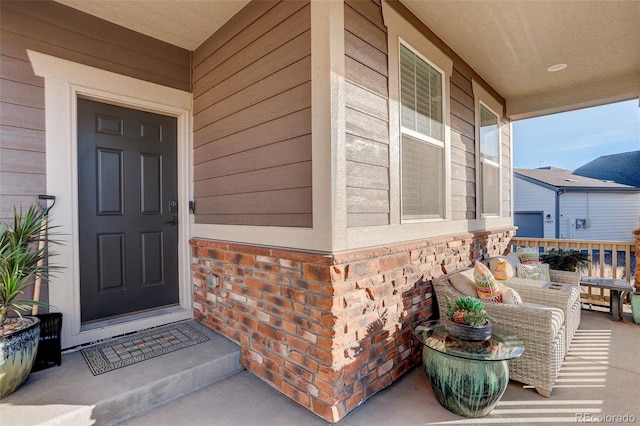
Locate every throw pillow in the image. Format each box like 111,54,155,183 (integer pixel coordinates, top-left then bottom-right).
488,257,514,280
449,269,478,297
504,252,521,270
498,283,523,304
517,247,540,264
517,263,551,281
473,261,503,302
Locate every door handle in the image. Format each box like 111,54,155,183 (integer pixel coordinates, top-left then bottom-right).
166,199,178,225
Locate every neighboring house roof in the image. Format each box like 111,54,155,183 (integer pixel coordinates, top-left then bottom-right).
514,166,640,192
573,150,640,188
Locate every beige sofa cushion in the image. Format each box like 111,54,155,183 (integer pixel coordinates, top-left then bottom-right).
449,269,478,296
523,303,565,337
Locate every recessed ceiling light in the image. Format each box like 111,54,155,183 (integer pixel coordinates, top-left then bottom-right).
547,63,568,72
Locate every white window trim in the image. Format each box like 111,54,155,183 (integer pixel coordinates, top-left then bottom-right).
473,80,503,219
398,39,448,222
385,3,453,226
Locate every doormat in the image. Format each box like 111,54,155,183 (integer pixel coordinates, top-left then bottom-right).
80,322,208,376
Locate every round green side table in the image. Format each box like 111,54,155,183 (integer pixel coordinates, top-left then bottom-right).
415,321,524,417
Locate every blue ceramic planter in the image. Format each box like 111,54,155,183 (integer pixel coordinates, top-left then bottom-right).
422,345,508,417
631,292,640,325
0,316,40,399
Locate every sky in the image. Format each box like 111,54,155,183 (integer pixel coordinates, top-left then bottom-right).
512,99,640,171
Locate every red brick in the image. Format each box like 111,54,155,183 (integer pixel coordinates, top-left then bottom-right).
263,294,293,310
281,381,310,408
379,253,410,272
258,322,285,341
253,269,289,284
289,351,320,373
318,364,344,382
330,265,345,281
243,348,264,365
307,293,336,311
345,389,365,412
204,248,225,260
245,277,282,295
248,362,283,389
283,287,307,303
344,259,380,279
297,327,317,344
286,335,310,352
280,319,297,335
292,302,325,322
291,278,324,293
310,323,337,338
256,255,278,264
303,263,331,282
315,377,335,395
309,346,333,365
366,282,394,300
225,252,255,266
284,360,314,383
311,396,343,423
279,258,302,269
263,351,285,368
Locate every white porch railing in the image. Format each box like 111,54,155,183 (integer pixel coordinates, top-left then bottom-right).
510,237,636,307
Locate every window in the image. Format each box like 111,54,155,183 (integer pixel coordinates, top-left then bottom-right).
479,103,500,216
400,43,445,220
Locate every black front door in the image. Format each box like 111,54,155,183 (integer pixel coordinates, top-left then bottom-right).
78,98,179,324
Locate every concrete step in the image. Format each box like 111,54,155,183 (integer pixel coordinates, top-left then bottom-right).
1,321,242,426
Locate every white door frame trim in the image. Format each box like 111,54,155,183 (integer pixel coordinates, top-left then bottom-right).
28,50,193,348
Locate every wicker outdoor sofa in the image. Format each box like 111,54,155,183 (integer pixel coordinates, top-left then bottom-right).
432,268,574,397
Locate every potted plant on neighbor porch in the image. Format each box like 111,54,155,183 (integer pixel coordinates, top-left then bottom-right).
540,248,589,286
0,205,57,398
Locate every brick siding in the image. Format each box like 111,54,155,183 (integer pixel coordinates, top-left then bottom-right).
190,227,516,422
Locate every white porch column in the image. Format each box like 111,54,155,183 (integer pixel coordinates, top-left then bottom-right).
310,0,346,252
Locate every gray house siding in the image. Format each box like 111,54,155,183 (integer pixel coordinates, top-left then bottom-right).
192,1,312,227
0,0,190,220
345,0,390,227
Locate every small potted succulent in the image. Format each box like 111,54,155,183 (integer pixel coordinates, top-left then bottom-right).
444,296,495,341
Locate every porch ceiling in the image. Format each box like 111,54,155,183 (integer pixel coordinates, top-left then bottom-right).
55,0,639,120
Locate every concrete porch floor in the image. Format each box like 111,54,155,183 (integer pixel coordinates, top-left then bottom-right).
2,309,639,425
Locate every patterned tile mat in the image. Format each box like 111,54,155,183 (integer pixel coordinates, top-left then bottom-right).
80,322,209,376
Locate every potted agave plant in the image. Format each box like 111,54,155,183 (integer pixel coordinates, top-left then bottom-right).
0,205,56,398
444,296,495,341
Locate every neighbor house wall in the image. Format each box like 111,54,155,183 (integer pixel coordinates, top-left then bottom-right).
191,227,515,422
514,177,556,237
192,1,312,227
0,0,190,221
559,192,640,241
